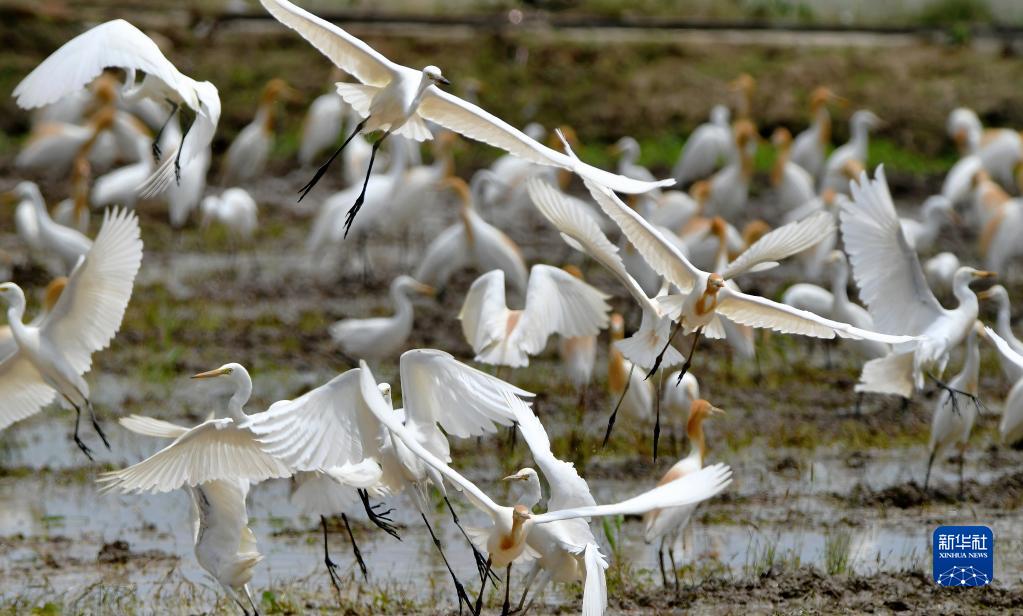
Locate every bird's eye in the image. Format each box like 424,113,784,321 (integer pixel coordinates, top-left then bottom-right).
226,368,233,374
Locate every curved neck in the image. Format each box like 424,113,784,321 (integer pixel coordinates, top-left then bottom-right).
391,285,415,322
995,297,1016,342
952,277,978,311
227,377,252,423
771,142,789,186
686,415,707,465
6,298,26,326
830,259,850,305
851,121,870,157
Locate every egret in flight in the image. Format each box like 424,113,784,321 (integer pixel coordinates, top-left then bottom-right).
258,0,672,236
13,19,221,195
0,208,143,458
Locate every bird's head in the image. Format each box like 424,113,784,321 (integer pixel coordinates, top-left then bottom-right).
191,362,249,382
977,284,1007,303
609,313,625,339
512,504,532,523
10,181,40,203
377,382,393,406
706,273,725,293
394,275,436,298
771,126,792,148
953,267,996,290
263,78,301,103
741,219,771,247
423,65,450,86
689,180,711,206
92,73,120,106
728,73,756,96
562,264,584,280
503,468,538,483
810,86,847,110
852,110,882,131
689,399,725,422
0,282,26,308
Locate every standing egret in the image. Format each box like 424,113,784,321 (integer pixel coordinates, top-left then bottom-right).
299,72,346,167
201,188,259,241
13,19,221,195
612,137,657,184
770,127,816,213
703,119,758,219
790,87,846,181
924,322,983,494
821,110,881,195
0,208,142,458
981,197,1023,275
607,313,655,426
644,399,723,589
54,155,93,233
983,327,1023,445
672,105,732,187
10,181,92,274
458,265,611,368
841,166,994,398
557,265,600,406
328,275,435,361
355,361,732,616
978,285,1023,382
223,79,298,185
258,0,672,235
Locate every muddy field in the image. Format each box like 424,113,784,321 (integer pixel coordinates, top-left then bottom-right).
3,4,1023,615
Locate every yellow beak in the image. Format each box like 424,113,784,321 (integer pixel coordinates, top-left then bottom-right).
975,270,997,279
191,367,229,379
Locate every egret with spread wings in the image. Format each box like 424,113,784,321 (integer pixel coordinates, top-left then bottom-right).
258,0,672,236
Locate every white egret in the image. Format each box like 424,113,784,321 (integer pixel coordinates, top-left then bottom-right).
16,104,120,177
557,265,600,406
355,361,732,615
970,168,1011,229
703,119,758,219
328,275,434,361
612,136,657,184
299,74,346,167
790,87,846,181
662,371,700,430
0,277,67,361
200,188,259,241
770,127,816,213
981,197,1023,275
924,322,982,493
160,118,211,228
13,19,221,196
821,110,881,194
459,265,610,368
644,399,722,589
90,121,154,210
671,105,732,186
607,313,655,443
223,79,298,185
983,327,1023,445
978,285,1023,382
841,166,994,398
824,250,889,361
924,252,961,296
11,181,92,275
899,195,956,252
258,0,671,235
0,208,142,457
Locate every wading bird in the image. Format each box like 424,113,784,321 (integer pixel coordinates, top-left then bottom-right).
790,87,845,181
771,127,816,213
328,275,434,362
0,277,67,360
984,327,1023,445
978,285,1023,382
0,208,143,458
821,110,881,195
672,105,732,187
459,265,611,368
841,166,994,399
9,181,92,274
258,0,671,235
223,79,298,185
13,19,221,196
201,188,259,241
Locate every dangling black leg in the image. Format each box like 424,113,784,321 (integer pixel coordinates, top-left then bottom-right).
501,564,513,616
357,488,400,540
653,368,664,461
341,512,368,579
676,327,704,384
444,495,496,584
924,450,936,491
343,130,390,237
173,136,185,184
657,538,668,587
645,319,684,380
602,363,636,448
321,515,345,596
152,100,180,161
86,399,110,450
64,394,93,461
668,544,680,592
423,513,474,614
299,118,368,202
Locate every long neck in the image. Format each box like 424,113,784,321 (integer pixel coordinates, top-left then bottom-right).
391,285,415,323
686,416,707,465
952,277,978,314
256,104,275,134
227,378,252,423
411,74,434,109
851,121,869,157
995,297,1016,342
830,258,850,305
958,330,981,394
6,300,26,328
771,142,789,187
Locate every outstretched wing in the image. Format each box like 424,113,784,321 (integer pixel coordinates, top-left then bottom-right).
40,208,143,376
399,349,533,461
722,211,835,279
119,415,190,439
258,0,398,86
0,352,56,431
842,166,945,334
985,327,1023,373
458,270,510,355
417,89,673,195
516,265,610,355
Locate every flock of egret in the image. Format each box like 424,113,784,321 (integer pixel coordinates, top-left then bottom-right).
2,0,1022,614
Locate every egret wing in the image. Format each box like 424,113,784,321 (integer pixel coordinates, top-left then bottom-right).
0,352,57,431
417,88,673,194
458,270,510,354
119,415,190,439
13,20,185,109
358,361,504,515
842,166,945,334
582,542,609,616
259,0,398,86
245,368,380,471
984,327,1023,373
533,463,732,524
722,211,835,279
399,349,533,461
511,396,595,511
515,265,610,355
715,287,919,343
139,82,220,197
581,178,699,293
97,419,291,493
40,208,143,376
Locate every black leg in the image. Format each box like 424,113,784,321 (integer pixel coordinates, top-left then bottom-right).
423,513,474,614
152,100,180,161
602,363,636,448
343,130,389,238
501,564,512,616
958,448,965,499
299,118,368,202
658,539,668,587
321,516,345,597
653,368,664,461
668,545,679,592
357,488,400,540
246,590,261,616
65,395,93,461
675,327,703,384
341,512,368,579
645,319,684,380
924,450,936,491
506,423,518,450
173,137,184,184
86,399,110,450
473,557,493,616
445,495,497,584
854,391,864,416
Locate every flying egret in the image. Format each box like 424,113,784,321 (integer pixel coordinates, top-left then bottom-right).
9,181,92,274
978,285,1023,382
0,277,67,361
770,127,816,213
671,105,732,187
790,86,846,181
841,166,994,398
924,322,983,494
201,188,259,241
458,265,611,368
821,110,881,195
607,313,655,430
983,327,1023,445
413,173,528,296
328,275,435,361
644,399,723,589
0,208,142,458
223,78,298,185
13,19,221,196
258,0,672,235
355,360,732,615
612,136,658,184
